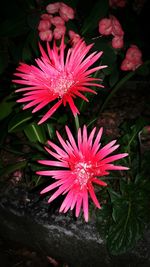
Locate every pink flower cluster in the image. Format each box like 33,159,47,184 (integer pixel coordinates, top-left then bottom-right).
99,15,124,49
121,45,143,71
109,0,126,8
38,2,75,41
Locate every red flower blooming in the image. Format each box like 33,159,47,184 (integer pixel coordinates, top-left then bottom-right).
37,126,128,221
13,38,106,124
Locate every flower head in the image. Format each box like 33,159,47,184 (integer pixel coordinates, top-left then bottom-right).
37,125,128,221
13,38,106,124
121,45,143,71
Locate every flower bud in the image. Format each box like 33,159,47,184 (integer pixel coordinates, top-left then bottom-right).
59,2,75,21
39,30,53,42
46,2,60,14
98,18,112,35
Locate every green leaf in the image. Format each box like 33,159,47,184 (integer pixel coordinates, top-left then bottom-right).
46,123,55,139
109,66,119,87
107,209,142,255
0,95,16,120
24,122,47,144
81,0,109,35
107,187,145,254
8,111,32,132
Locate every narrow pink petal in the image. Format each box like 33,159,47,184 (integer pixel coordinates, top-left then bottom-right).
66,96,80,116
77,128,82,151
84,65,107,76
92,178,107,187
48,186,67,203
87,127,96,147
46,140,68,157
59,190,73,212
75,195,82,218
96,144,119,161
78,86,97,94
40,180,63,194
44,146,65,160
70,193,78,210
39,42,50,61
65,126,79,153
105,164,129,170
100,153,128,164
91,127,103,154
74,91,89,102
60,35,65,69
88,183,101,208
96,140,117,159
32,99,53,113
83,189,89,222
37,160,68,168
56,131,73,154
15,86,41,92
38,100,62,124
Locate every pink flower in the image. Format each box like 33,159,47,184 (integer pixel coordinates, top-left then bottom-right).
39,30,53,42
120,58,135,71
112,36,124,49
46,2,61,14
110,15,124,37
51,16,65,26
98,18,112,36
13,38,106,124
59,2,75,21
121,45,143,71
125,45,142,65
40,14,52,22
37,125,128,222
38,20,51,31
53,25,66,39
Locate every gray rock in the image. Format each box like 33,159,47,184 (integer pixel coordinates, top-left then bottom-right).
0,185,150,267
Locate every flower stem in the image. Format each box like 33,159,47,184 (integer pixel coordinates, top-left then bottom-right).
74,114,80,133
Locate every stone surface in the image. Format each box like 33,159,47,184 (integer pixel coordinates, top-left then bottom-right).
0,184,150,267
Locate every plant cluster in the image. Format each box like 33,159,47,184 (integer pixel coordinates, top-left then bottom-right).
0,0,150,255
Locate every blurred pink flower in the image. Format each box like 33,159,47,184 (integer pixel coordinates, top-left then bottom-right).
40,13,52,22
13,38,106,124
121,45,143,71
126,45,142,65
46,2,61,14
59,2,75,21
110,15,124,37
98,18,112,36
51,16,65,26
39,30,53,42
53,25,66,39
38,20,51,31
112,36,124,49
37,125,128,222
120,58,135,71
